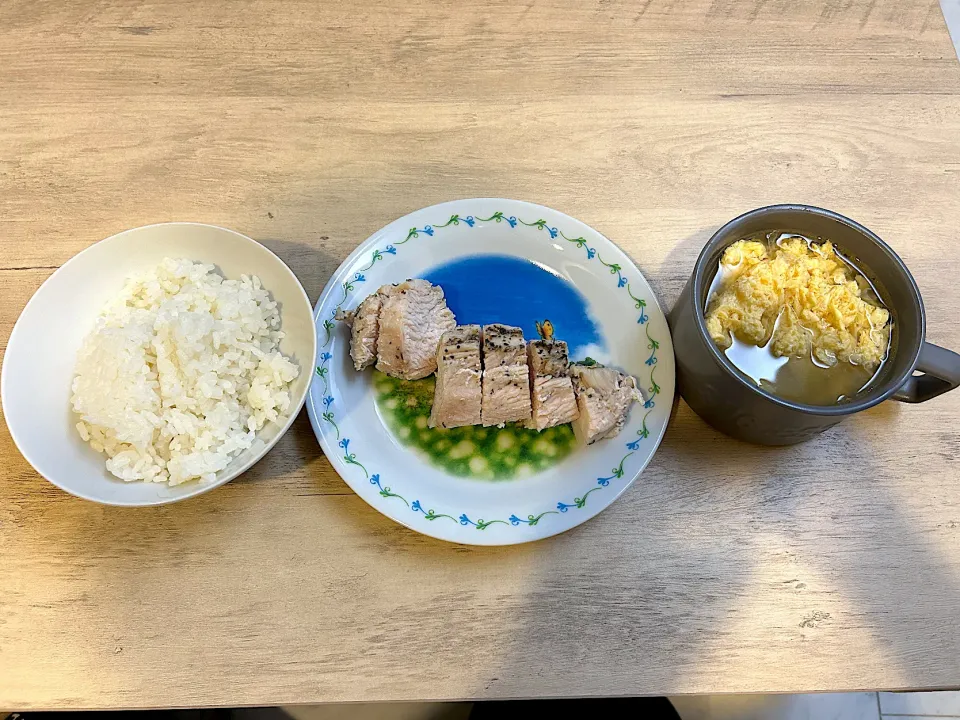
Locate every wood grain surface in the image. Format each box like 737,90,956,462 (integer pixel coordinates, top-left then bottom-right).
2,0,960,710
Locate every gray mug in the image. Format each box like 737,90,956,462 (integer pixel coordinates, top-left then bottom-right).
668,204,960,445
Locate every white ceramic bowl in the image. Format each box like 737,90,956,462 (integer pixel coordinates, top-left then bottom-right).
1,223,317,506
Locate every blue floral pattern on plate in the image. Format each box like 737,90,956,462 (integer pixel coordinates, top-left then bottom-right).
313,209,663,533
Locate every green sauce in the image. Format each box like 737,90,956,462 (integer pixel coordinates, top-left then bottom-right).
373,371,576,480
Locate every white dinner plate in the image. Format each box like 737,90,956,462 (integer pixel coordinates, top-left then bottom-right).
306,199,675,545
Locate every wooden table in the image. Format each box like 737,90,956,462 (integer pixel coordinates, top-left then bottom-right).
2,0,960,710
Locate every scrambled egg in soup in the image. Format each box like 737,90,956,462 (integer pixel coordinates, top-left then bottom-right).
705,238,890,370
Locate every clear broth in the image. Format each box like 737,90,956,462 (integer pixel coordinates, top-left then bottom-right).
706,232,891,406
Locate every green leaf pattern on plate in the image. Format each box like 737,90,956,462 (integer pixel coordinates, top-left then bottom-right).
316,212,661,530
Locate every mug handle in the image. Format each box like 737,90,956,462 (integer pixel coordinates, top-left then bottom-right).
893,342,960,403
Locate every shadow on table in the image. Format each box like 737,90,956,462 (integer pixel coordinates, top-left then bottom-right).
474,398,959,694
459,222,960,694
652,223,717,311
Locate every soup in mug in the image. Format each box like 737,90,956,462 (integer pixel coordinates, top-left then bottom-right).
704,233,892,406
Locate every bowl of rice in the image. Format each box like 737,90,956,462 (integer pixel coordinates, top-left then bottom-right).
1,223,317,505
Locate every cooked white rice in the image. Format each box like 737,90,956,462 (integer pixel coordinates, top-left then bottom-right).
71,258,300,486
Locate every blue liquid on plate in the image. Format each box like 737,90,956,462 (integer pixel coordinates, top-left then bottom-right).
423,254,605,358
372,254,604,480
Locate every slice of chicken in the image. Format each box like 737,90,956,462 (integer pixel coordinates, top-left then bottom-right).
376,279,456,380
570,365,644,444
525,339,579,431
429,325,482,429
480,324,531,426
336,293,383,371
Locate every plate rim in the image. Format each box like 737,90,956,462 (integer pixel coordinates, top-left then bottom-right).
306,198,674,545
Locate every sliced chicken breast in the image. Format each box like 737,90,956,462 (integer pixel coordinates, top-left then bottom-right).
376,279,456,380
570,365,644,444
429,325,482,429
336,293,383,371
525,339,579,431
480,324,531,426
